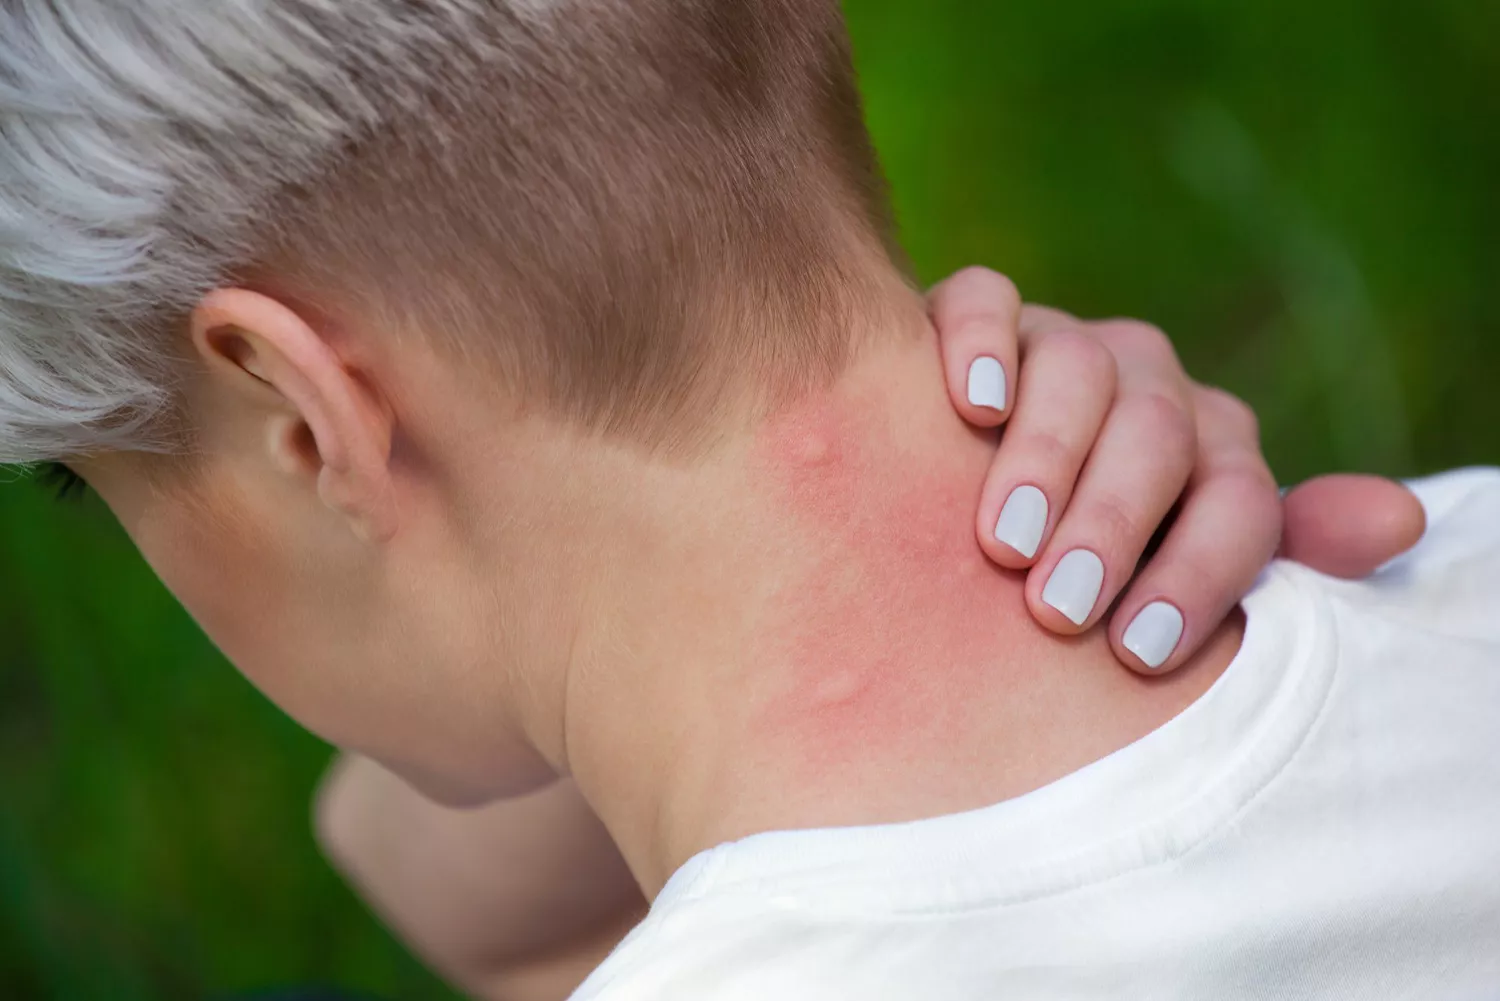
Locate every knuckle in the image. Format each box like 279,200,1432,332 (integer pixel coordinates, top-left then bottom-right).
1197,386,1261,441
1096,319,1176,361
1125,391,1197,459
1013,427,1077,468
1193,467,1283,555
1041,329,1118,388
1158,552,1227,603
1217,466,1283,527
1080,491,1143,552
1225,459,1279,495
946,267,1021,318
1019,303,1077,334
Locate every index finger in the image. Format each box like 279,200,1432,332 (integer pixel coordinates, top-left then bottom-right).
927,267,1023,428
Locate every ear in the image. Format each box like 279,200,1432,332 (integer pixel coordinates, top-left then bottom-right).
190,288,399,543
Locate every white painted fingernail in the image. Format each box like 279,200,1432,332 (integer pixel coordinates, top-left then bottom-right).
967,356,1007,411
1042,550,1105,625
1122,602,1184,669
994,485,1048,558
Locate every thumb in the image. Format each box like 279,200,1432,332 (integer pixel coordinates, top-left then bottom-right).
1279,474,1426,579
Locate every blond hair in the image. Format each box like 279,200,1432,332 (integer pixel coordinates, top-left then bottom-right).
0,0,903,462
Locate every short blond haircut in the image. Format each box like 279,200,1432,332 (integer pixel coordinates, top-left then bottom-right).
0,0,905,462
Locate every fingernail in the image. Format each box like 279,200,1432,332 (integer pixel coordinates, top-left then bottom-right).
1042,549,1105,625
1122,602,1185,670
994,485,1048,558
967,356,1007,412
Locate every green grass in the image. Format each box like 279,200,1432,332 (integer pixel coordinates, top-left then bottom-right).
2,1,1497,997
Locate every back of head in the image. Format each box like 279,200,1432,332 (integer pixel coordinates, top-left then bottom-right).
0,0,909,463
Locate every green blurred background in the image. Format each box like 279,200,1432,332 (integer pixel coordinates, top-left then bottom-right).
1,0,1496,997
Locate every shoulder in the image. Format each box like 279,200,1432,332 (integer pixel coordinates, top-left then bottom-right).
1391,467,1500,577
569,887,835,1000
1403,467,1500,533
1328,467,1500,641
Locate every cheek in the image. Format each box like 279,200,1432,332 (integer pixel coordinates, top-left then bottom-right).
101,459,551,805
128,477,336,734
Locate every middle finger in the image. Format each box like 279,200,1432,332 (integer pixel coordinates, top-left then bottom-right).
1025,321,1199,632
974,317,1118,569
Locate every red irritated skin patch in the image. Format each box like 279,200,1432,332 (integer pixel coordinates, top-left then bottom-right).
744,385,1025,786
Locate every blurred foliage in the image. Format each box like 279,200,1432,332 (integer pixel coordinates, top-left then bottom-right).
1,0,1496,998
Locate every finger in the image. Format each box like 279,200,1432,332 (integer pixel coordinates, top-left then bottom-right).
1025,321,1198,633
927,267,1023,428
1109,385,1281,674
974,316,1118,569
1280,474,1426,578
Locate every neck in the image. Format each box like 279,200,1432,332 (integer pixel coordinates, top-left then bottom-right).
559,320,1241,896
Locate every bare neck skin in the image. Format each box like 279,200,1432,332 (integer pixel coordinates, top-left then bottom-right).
547,318,1242,897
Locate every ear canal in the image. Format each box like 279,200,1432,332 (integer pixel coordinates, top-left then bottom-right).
266,416,320,478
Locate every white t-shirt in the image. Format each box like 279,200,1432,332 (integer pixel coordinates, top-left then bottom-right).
572,469,1500,1000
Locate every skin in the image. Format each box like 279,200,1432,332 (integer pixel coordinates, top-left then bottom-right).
317,277,1427,1000
75,268,1425,1001
929,269,1422,672
746,386,997,771
625,330,1243,871
81,278,1224,875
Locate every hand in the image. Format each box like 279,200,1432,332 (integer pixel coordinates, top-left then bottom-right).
317,756,646,1001
927,267,1426,675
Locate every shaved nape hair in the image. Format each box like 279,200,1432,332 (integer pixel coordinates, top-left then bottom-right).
0,0,908,463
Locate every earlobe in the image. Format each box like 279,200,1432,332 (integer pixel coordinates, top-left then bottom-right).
190,288,400,543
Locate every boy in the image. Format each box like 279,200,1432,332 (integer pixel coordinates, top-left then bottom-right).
1,2,1492,999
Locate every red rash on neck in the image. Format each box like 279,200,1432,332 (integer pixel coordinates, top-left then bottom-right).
754,390,862,527
746,388,1019,778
